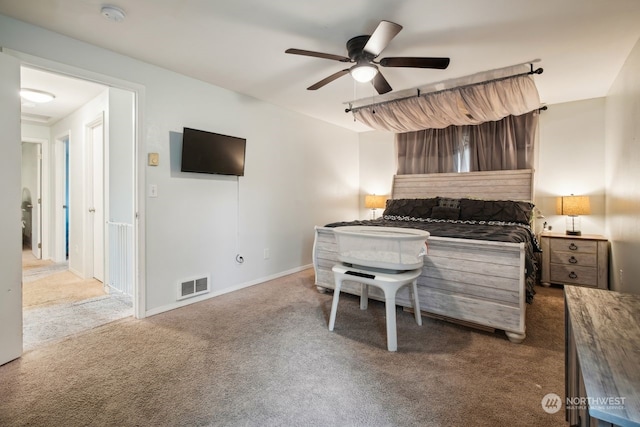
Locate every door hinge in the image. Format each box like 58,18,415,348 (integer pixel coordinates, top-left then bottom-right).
38,243,41,249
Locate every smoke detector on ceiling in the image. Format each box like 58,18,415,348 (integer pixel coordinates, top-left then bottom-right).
101,5,126,23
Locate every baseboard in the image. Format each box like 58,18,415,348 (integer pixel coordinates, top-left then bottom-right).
145,264,313,317
68,266,83,278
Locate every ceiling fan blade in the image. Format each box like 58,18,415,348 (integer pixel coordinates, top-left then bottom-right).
285,48,351,62
372,72,392,94
363,21,403,57
379,57,450,69
307,69,350,90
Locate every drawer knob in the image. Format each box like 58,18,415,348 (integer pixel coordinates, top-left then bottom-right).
569,256,578,264
569,243,578,251
569,272,578,279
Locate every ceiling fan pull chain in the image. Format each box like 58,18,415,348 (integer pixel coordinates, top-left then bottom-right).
371,90,375,114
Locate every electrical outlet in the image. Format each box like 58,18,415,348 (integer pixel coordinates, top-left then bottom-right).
264,248,270,259
619,269,624,285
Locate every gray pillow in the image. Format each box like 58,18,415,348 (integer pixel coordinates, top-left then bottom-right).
383,198,440,219
430,206,460,220
459,198,534,224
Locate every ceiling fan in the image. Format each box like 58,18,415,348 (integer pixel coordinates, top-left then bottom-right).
285,20,450,95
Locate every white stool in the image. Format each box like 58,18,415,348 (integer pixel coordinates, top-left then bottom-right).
329,263,423,352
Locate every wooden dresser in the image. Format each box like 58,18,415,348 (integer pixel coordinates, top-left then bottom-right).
540,232,608,289
565,286,640,426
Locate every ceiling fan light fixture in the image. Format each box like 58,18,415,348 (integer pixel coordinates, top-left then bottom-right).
20,88,56,103
350,63,378,83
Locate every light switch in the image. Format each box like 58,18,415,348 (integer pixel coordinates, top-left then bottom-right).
148,152,159,166
149,184,158,198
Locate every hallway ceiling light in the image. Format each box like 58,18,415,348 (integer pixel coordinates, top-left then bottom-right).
20,88,56,103
100,5,126,23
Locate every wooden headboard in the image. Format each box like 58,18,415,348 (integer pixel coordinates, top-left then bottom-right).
392,169,533,201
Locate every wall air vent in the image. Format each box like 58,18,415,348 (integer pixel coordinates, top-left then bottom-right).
178,275,210,300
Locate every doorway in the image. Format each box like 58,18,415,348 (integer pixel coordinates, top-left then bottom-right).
20,66,137,350
21,140,42,260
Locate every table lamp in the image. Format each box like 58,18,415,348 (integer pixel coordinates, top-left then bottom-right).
365,194,387,219
559,195,591,236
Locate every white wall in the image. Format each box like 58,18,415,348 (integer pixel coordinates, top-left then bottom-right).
0,14,360,314
358,130,395,219
145,94,359,311
107,87,135,224
605,37,640,294
535,98,606,235
50,89,109,277
21,143,38,204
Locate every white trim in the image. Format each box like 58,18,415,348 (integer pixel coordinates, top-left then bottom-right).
145,265,313,317
53,131,70,264
4,48,146,320
68,265,83,278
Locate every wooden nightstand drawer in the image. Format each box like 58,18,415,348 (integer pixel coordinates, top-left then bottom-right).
549,264,598,286
549,251,597,267
549,238,597,254
539,233,608,290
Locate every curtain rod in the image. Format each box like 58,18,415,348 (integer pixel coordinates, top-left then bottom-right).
345,65,544,114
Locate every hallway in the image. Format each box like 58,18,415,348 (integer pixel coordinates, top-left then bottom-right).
22,251,132,351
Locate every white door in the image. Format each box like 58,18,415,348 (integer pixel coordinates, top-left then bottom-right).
0,52,23,365
89,120,105,282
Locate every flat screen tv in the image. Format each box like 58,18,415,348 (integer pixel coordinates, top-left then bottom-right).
180,127,246,176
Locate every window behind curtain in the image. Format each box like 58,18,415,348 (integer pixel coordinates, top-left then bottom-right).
395,111,537,175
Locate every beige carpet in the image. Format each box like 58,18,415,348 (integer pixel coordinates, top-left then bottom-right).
21,255,53,270
0,269,566,427
23,270,107,308
21,253,132,351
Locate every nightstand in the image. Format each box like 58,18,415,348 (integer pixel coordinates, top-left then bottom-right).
539,232,608,289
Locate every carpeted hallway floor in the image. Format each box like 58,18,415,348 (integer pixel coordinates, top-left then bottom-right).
21,251,133,350
2,268,566,426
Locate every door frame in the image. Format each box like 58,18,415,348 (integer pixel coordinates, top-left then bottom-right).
53,132,71,264
21,138,48,260
85,114,106,282
5,48,146,320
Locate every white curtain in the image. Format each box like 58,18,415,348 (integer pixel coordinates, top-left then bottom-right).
354,74,540,133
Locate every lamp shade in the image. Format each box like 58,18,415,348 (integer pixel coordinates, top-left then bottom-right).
365,194,387,209
560,195,591,216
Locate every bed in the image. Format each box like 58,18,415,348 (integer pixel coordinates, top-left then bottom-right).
312,169,540,343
